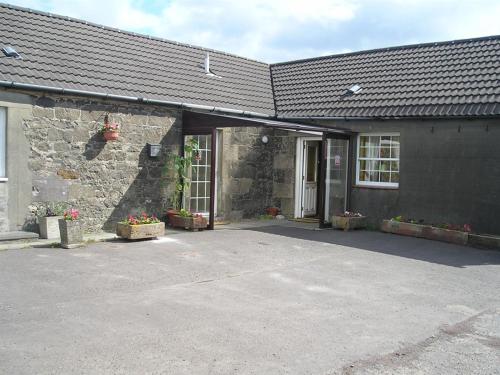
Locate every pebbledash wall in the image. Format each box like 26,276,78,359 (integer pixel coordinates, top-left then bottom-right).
317,118,500,235
0,89,295,233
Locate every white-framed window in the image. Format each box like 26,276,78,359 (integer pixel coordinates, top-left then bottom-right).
356,133,399,187
0,107,5,179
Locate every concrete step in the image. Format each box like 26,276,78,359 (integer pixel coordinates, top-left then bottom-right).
0,231,39,242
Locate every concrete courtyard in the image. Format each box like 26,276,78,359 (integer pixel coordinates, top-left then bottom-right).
0,222,499,374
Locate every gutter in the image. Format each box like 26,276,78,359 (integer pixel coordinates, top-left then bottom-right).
0,80,274,119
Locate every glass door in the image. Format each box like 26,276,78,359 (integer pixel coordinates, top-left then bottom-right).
322,136,350,225
184,134,212,216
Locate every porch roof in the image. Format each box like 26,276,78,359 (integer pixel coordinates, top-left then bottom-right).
182,111,353,135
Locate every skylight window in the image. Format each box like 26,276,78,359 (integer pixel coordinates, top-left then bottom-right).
348,84,362,94
2,46,22,59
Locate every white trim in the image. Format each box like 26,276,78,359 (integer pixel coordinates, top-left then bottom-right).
0,177,7,182
294,136,322,218
355,132,400,188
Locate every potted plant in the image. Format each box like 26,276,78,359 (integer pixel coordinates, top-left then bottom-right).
332,211,367,231
30,202,68,239
116,212,165,240
266,207,280,217
99,114,120,141
164,139,199,224
58,208,83,249
169,209,208,231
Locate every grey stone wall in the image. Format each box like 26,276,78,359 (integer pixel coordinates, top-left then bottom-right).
316,118,500,234
218,127,296,220
18,93,181,232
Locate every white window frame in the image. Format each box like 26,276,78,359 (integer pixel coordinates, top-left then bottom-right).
356,132,399,188
0,107,6,181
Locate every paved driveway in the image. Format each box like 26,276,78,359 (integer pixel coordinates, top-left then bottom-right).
1,223,499,374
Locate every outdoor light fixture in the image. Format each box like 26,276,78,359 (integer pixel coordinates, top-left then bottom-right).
261,135,269,144
147,143,161,158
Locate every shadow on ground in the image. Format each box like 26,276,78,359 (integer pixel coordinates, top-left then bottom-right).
246,225,500,268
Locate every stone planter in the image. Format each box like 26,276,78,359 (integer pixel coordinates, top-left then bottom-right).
381,220,470,246
332,215,367,231
170,215,208,231
381,220,426,238
422,226,468,245
58,219,83,249
39,216,64,239
467,233,500,250
116,222,165,240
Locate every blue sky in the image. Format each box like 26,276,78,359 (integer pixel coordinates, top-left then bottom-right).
8,0,500,62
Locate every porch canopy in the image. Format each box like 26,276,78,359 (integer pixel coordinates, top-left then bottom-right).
181,110,354,229
183,110,351,135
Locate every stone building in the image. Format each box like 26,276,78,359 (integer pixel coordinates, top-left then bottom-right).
0,4,498,236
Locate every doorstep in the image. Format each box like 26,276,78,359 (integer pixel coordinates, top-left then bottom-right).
0,231,39,242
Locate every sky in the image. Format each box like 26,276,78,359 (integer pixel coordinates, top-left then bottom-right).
7,0,500,63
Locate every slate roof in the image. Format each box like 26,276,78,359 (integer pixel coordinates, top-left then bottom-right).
0,3,275,115
0,3,498,119
270,36,500,118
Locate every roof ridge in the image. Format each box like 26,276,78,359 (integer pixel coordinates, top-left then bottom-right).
271,34,500,67
0,2,270,66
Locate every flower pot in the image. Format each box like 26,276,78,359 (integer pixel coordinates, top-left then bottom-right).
103,131,119,141
116,222,165,240
266,207,280,217
170,215,208,231
422,226,468,246
166,209,179,225
58,219,83,249
332,215,367,231
38,215,64,239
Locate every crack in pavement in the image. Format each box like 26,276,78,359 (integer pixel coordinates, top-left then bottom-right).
335,309,500,375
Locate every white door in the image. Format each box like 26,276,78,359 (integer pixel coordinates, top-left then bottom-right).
303,142,318,216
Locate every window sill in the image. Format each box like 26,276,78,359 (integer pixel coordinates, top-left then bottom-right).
353,184,398,190
0,178,7,182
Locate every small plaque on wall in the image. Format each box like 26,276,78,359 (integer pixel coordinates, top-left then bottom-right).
147,143,161,158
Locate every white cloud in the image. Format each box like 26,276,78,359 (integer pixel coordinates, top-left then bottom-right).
7,0,500,62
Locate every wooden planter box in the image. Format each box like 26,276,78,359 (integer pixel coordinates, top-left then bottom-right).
381,220,469,246
422,226,468,245
381,220,427,238
467,233,500,250
116,222,165,240
39,216,64,239
332,215,367,231
58,219,83,249
169,215,208,231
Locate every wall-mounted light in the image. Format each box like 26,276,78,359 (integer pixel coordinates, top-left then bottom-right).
147,143,161,158
261,135,269,144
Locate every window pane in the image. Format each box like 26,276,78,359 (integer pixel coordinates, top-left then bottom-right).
390,172,400,183
380,160,390,172
0,108,5,177
359,147,368,158
359,136,369,147
306,145,317,182
380,172,390,182
390,161,399,172
368,146,379,158
391,147,400,159
368,136,380,147
380,147,390,158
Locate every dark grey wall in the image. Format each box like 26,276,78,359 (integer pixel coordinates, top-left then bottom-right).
317,118,500,234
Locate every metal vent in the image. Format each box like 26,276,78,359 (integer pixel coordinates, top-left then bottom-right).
2,46,21,59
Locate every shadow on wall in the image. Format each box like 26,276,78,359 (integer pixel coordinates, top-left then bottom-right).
224,127,275,220
247,225,500,268
102,123,181,231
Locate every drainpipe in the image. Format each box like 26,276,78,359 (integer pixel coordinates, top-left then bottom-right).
0,80,274,119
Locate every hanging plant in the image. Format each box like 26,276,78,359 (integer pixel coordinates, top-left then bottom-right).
99,114,120,141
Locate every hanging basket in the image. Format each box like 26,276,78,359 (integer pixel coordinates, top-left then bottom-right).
103,131,119,141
